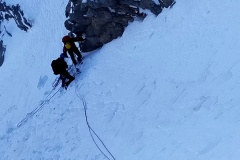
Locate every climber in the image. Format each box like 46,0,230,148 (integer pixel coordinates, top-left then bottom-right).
51,55,75,89
62,34,86,66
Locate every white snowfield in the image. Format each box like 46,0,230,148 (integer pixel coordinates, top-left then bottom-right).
1,0,240,159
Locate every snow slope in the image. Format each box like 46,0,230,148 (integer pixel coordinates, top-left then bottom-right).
1,0,240,159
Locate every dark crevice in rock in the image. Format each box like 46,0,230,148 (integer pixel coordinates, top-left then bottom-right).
0,40,5,66
65,0,175,52
4,26,12,37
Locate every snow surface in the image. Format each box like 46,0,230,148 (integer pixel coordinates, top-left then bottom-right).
1,0,240,159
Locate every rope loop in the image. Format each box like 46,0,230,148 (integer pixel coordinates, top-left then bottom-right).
73,69,116,160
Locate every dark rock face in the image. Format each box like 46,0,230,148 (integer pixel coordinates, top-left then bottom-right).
0,1,32,66
0,40,5,66
65,0,175,52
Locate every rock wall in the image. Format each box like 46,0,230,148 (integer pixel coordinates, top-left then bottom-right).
0,40,5,66
65,0,175,52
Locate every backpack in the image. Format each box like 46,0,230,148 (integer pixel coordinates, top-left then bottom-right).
51,58,68,75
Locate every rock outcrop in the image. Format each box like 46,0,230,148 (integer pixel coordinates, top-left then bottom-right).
0,40,5,66
65,0,175,52
0,1,32,66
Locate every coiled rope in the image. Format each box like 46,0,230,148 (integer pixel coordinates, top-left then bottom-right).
73,68,116,160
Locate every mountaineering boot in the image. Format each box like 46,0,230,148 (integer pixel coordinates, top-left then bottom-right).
75,67,81,74
77,56,82,64
73,59,78,66
63,76,75,89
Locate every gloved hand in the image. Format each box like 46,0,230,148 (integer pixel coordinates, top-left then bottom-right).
76,33,86,42
81,33,86,40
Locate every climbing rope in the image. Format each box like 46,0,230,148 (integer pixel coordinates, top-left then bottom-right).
17,83,61,128
18,65,116,159
73,69,116,160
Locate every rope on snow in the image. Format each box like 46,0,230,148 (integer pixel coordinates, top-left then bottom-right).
17,83,61,128
73,69,116,160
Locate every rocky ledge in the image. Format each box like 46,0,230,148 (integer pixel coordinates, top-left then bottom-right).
65,0,175,52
